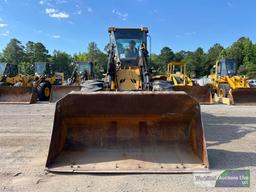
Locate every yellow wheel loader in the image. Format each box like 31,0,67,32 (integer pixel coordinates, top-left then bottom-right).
49,62,95,102
154,62,212,104
46,27,208,173
31,62,64,101
210,59,256,105
0,63,36,104
167,62,212,104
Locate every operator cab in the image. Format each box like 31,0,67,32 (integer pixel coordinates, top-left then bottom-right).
0,63,18,77
108,27,148,67
217,59,237,77
76,62,94,79
34,62,52,76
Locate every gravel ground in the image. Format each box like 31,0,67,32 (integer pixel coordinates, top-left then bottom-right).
0,103,255,192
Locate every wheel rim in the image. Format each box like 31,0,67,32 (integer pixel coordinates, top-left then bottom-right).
218,89,224,97
44,87,50,97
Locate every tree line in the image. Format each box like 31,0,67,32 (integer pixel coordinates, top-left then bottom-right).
0,37,256,79
151,37,256,79
0,39,107,79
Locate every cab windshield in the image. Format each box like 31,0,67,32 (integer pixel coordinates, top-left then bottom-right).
226,60,237,75
35,62,46,75
114,30,143,61
0,63,7,76
78,62,91,74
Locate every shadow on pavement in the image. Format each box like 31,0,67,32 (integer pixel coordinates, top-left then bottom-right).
202,112,256,170
202,112,256,147
208,149,256,170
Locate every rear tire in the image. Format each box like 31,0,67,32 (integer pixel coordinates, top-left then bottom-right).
218,84,230,98
37,82,51,101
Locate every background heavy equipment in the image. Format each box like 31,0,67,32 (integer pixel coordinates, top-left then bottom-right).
32,62,64,101
166,62,212,104
49,62,98,102
46,27,208,173
210,59,256,105
0,63,36,104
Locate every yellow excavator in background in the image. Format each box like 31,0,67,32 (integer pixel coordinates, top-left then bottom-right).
210,59,256,105
166,62,212,104
45,27,208,173
0,63,36,104
49,62,95,102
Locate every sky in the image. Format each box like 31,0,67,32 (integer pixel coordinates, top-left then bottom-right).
0,0,256,54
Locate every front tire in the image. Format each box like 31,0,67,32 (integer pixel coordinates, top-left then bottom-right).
218,84,230,98
37,82,51,101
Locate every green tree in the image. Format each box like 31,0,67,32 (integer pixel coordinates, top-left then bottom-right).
73,42,108,78
174,50,187,62
226,37,245,66
73,52,88,62
87,42,107,78
184,48,207,78
50,50,73,79
18,41,50,74
222,37,256,77
25,41,49,63
158,47,175,73
150,53,161,74
205,43,224,74
3,38,25,65
18,61,34,75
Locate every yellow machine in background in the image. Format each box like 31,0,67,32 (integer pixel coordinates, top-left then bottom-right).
166,61,193,86
166,61,212,104
0,63,36,104
210,59,256,105
45,27,208,173
0,63,32,87
32,62,64,101
49,62,95,102
0,62,64,103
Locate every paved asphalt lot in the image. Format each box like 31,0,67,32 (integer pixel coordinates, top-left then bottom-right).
0,103,255,192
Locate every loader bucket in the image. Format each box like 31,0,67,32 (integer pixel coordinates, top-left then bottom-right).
46,91,208,173
49,85,81,103
0,87,36,104
174,85,212,104
231,88,256,104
